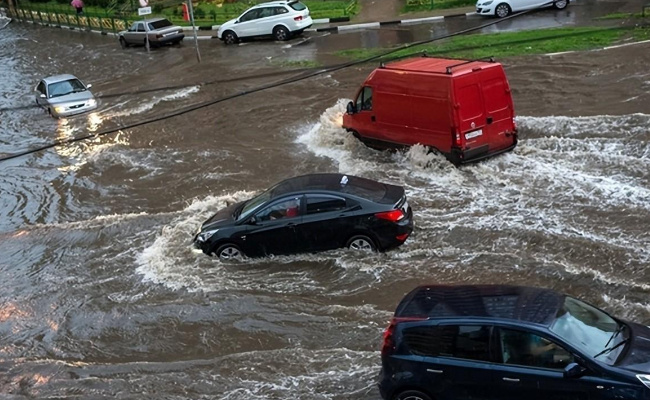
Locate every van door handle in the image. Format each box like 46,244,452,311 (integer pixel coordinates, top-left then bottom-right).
371,115,376,122
426,369,443,374
502,377,520,382
486,116,493,124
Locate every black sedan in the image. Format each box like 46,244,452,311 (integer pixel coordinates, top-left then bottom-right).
193,173,414,259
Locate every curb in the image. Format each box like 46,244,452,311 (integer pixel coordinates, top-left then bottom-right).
307,12,476,33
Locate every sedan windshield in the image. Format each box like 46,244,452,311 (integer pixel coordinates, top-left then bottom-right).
237,191,271,221
48,79,86,98
549,297,625,365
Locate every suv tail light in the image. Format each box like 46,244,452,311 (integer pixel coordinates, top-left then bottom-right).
294,15,303,21
381,317,427,357
375,210,404,222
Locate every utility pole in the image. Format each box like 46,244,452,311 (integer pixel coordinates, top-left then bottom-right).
186,0,201,63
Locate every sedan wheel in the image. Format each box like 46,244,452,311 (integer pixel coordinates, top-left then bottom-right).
346,235,376,252
495,3,511,17
273,26,290,41
395,391,432,400
214,244,242,260
553,0,568,9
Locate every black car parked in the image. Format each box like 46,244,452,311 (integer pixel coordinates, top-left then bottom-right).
193,173,413,259
380,284,650,400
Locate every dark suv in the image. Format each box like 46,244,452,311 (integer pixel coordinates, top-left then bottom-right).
380,284,650,400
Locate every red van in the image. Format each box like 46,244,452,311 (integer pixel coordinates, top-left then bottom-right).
342,56,518,165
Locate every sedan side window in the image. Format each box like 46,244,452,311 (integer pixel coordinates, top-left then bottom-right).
500,329,574,369
402,325,491,362
129,22,138,31
136,23,145,32
256,197,301,222
355,86,373,111
306,196,346,215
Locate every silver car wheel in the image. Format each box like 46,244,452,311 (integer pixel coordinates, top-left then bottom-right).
495,3,511,17
223,31,237,45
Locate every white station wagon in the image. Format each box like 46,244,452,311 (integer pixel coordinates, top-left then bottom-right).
217,0,313,44
476,0,569,18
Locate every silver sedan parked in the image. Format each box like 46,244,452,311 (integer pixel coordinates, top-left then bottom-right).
118,18,185,48
35,74,97,118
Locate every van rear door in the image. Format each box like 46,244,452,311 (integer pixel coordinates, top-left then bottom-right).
456,77,488,155
480,75,517,152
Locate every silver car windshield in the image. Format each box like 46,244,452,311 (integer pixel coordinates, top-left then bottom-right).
48,79,86,98
237,191,271,221
549,297,624,365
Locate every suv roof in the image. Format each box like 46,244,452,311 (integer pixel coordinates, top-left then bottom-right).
268,173,403,204
395,285,564,326
252,1,298,8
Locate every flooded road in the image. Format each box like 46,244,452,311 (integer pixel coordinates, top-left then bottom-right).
1,11,650,398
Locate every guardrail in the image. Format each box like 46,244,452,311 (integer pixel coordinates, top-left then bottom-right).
5,0,358,33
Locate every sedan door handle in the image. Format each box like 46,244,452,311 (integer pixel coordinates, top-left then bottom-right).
502,377,520,382
426,369,443,374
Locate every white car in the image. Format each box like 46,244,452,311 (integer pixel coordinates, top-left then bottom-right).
476,0,569,18
217,0,313,45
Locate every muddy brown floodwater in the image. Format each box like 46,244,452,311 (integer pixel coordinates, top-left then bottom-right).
0,17,649,399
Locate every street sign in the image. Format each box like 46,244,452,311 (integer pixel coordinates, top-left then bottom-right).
138,6,151,15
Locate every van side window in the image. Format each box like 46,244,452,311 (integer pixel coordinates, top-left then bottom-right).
356,86,373,111
402,325,491,362
500,328,573,369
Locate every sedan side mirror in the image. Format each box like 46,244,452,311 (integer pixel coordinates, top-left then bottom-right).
346,101,356,114
39,94,46,98
248,216,258,225
563,362,587,379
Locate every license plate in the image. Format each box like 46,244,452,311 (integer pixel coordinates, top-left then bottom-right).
465,129,483,140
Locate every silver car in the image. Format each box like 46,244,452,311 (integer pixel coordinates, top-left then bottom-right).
118,18,185,48
35,74,97,118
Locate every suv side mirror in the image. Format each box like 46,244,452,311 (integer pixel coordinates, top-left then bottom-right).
86,84,92,89
563,362,587,379
346,101,356,114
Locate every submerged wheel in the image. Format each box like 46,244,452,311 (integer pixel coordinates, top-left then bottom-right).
553,0,568,9
495,3,511,17
394,390,433,400
213,243,242,260
273,25,290,41
119,37,128,48
222,30,238,45
346,235,376,252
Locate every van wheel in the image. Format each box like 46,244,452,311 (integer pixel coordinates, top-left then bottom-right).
213,243,243,260
273,25,290,41
394,390,432,400
553,0,568,9
495,3,511,17
223,30,238,45
346,235,376,252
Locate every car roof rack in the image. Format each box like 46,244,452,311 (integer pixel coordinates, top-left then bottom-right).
444,56,495,74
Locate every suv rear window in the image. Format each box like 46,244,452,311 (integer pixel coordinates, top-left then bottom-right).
289,1,307,11
149,19,173,30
